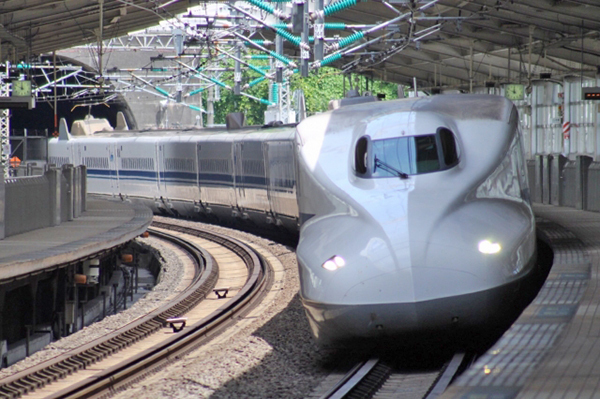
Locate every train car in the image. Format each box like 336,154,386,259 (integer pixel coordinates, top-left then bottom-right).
47,94,536,347
295,94,536,345
48,119,299,232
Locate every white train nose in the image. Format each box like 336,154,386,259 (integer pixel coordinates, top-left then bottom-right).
299,237,523,346
296,212,491,307
296,214,418,306
296,208,536,346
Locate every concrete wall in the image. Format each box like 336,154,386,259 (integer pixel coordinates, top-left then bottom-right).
2,165,87,238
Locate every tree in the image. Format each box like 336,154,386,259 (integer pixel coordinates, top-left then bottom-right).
210,62,400,124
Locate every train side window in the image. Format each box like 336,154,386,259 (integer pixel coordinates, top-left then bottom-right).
355,136,369,175
438,128,458,167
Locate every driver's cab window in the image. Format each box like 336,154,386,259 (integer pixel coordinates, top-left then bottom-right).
355,127,459,177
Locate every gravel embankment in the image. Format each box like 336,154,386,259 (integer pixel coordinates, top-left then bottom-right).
113,217,330,399
2,217,334,398
0,235,186,379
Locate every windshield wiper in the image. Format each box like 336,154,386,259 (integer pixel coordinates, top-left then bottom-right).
374,156,409,179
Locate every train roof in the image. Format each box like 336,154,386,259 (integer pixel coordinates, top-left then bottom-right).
326,94,515,124
61,123,297,140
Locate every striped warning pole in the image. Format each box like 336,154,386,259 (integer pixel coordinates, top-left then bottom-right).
563,121,571,140
563,121,570,154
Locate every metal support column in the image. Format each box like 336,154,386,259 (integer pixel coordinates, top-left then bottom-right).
280,80,293,123
0,286,5,344
234,43,242,95
275,4,284,85
0,64,10,178
72,278,78,333
314,0,324,62
301,3,309,77
207,86,214,126
469,44,473,93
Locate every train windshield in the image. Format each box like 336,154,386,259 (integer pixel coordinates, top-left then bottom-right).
370,129,458,177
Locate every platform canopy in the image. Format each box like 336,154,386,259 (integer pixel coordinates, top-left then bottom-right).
325,0,600,90
1,1,599,90
0,1,191,61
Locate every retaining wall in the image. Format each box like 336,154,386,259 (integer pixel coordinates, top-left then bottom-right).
2,165,86,238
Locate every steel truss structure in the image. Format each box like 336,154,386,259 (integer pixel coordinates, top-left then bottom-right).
62,1,462,125
2,0,600,129
0,68,9,178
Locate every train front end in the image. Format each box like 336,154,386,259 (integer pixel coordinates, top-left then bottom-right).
295,95,536,346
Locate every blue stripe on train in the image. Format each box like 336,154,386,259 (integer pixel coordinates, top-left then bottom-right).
87,169,295,190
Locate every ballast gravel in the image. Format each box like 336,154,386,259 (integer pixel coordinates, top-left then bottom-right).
1,216,336,397
113,216,331,399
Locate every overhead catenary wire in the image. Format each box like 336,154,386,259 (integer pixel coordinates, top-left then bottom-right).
176,59,275,106
229,3,309,51
229,30,297,68
326,0,438,52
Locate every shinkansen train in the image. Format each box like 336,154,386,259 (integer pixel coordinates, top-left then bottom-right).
48,94,537,346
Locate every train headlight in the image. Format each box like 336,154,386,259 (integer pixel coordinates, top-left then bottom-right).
478,240,502,254
322,255,346,271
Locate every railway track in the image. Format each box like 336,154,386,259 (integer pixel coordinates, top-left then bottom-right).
317,353,468,399
0,221,272,398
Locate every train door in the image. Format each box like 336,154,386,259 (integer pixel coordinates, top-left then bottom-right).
233,141,244,210
75,143,82,166
108,143,120,195
242,140,269,213
197,139,236,213
265,140,298,220
263,141,273,210
156,142,167,193
195,142,201,200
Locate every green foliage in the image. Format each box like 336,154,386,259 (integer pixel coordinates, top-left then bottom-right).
290,68,345,114
212,83,269,125
290,68,400,115
208,56,271,125
206,60,400,124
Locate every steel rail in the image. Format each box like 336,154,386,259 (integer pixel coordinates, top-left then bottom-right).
0,225,218,399
48,221,270,398
319,358,384,399
320,352,468,399
425,352,466,399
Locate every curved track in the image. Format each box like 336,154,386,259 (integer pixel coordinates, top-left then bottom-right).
0,221,272,399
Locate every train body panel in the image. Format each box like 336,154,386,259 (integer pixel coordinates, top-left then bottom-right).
48,94,536,347
196,135,237,219
158,136,199,202
236,140,267,212
263,138,299,230
116,138,161,199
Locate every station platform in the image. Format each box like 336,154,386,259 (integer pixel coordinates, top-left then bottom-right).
0,197,153,284
444,204,600,398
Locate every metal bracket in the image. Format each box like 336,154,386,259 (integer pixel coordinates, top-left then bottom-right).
214,288,229,299
166,317,187,332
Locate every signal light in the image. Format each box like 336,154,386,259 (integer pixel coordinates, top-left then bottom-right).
582,87,600,100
